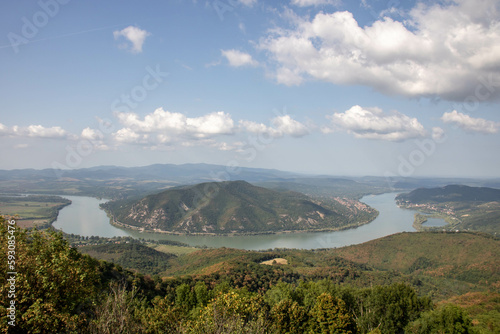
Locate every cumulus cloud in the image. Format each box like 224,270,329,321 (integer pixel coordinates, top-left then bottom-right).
239,115,309,138
326,105,427,141
113,128,142,143
116,108,234,137
258,0,500,101
291,0,340,7
441,110,499,133
113,26,151,53
80,127,110,150
432,127,446,141
2,125,68,139
111,108,312,150
113,108,235,146
221,49,258,67
81,127,103,141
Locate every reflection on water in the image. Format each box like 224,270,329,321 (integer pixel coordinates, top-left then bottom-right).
52,192,446,250
422,217,448,227
52,196,131,238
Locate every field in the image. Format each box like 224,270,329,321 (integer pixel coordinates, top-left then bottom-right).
0,195,71,228
149,243,198,256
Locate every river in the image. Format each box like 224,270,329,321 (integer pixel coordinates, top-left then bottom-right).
52,192,446,250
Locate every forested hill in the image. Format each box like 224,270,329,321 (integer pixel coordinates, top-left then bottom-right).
396,185,500,234
2,218,498,333
396,185,500,204
102,180,377,234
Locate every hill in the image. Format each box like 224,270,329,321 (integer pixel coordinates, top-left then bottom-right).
101,180,377,234
4,218,498,333
78,242,176,275
396,185,500,204
330,232,500,290
396,185,500,234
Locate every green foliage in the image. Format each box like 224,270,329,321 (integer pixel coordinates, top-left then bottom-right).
182,290,268,334
175,283,197,312
0,219,99,333
309,292,357,333
405,304,477,333
270,298,308,334
355,283,433,333
1,218,495,334
79,242,176,275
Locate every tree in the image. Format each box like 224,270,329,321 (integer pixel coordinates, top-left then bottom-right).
270,298,308,334
175,283,197,312
0,220,99,333
183,290,268,334
89,283,143,334
405,304,477,334
355,283,432,333
309,293,357,334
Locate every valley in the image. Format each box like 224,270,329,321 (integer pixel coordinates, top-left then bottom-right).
1,164,499,333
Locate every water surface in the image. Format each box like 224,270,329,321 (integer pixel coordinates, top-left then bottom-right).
52,192,446,250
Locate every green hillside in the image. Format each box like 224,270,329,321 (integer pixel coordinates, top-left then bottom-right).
78,243,176,275
396,185,500,203
396,185,500,234
331,232,500,288
102,180,377,234
2,218,499,333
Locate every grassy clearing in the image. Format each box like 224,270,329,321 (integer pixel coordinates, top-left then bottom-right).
150,243,198,256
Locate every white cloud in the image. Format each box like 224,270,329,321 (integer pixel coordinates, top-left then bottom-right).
9,125,68,139
0,123,8,135
259,0,500,101
80,127,110,150
113,26,151,53
432,127,446,141
441,110,499,134
239,115,309,138
291,0,340,7
113,128,142,143
81,127,103,141
327,105,427,141
114,108,235,144
221,49,258,67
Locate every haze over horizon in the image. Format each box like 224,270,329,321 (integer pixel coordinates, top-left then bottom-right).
1,0,499,178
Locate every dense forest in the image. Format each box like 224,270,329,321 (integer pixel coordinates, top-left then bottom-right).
1,218,498,333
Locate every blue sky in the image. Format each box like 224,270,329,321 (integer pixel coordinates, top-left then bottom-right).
1,0,499,177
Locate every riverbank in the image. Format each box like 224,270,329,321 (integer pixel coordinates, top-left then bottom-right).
52,192,419,250
108,214,379,236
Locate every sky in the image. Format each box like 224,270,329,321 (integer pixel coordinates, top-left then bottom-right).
0,0,499,178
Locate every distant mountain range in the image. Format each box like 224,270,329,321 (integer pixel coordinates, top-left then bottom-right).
1,163,499,200
0,163,297,183
101,180,377,234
